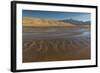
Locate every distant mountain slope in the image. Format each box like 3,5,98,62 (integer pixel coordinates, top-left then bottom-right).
22,17,76,27
61,19,91,25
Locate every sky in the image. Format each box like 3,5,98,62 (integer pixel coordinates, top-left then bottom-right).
22,10,91,22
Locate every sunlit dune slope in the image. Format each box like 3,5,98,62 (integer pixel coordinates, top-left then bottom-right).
22,17,76,27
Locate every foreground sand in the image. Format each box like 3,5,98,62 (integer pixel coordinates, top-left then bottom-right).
23,36,90,63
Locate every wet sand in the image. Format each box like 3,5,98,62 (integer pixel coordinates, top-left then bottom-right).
22,28,91,63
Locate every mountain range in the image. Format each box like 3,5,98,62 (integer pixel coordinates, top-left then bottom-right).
61,19,90,25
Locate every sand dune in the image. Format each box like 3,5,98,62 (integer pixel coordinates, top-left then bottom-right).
22,17,76,27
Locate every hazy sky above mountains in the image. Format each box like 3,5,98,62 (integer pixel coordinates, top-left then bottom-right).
23,10,91,22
